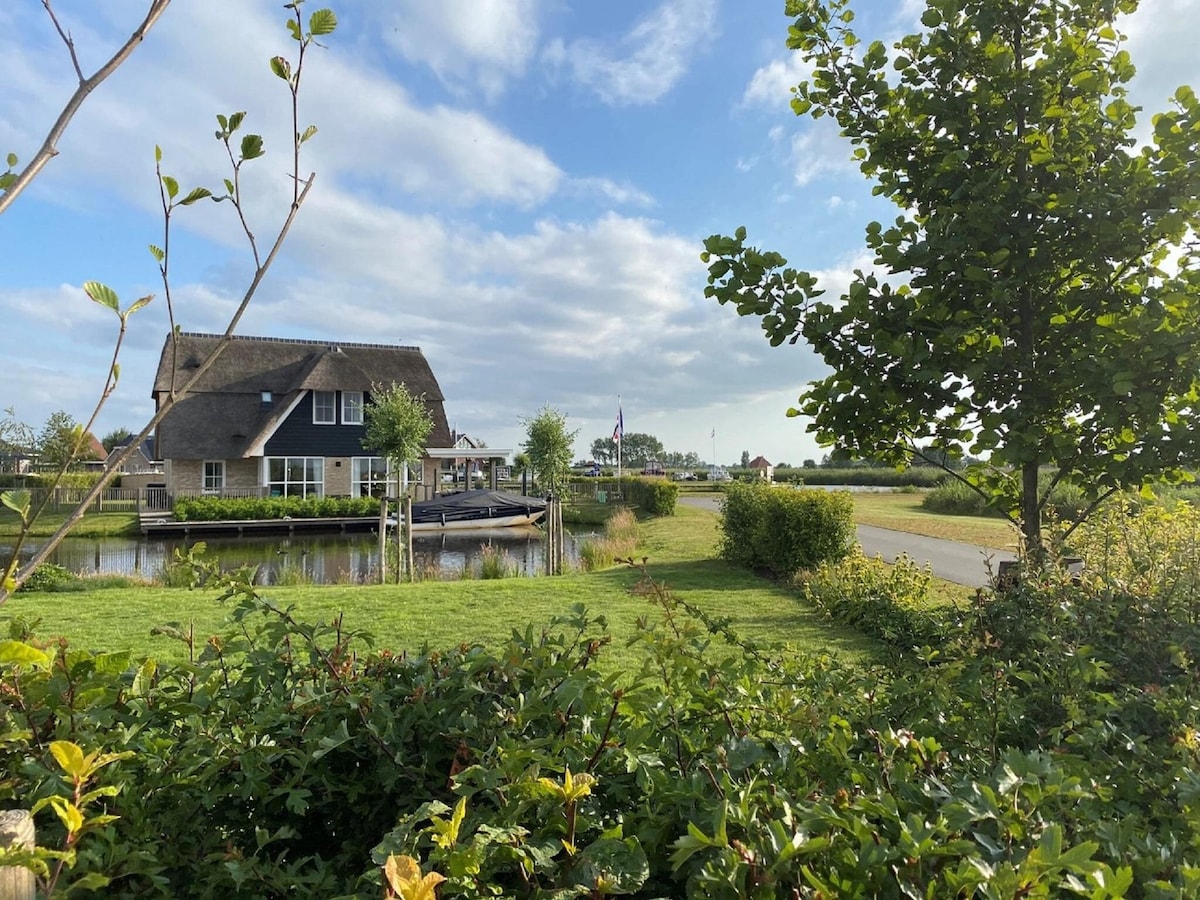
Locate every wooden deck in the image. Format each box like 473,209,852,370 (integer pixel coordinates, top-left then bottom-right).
140,515,382,537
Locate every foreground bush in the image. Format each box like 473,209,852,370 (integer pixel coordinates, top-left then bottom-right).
4,553,1200,895
719,482,855,577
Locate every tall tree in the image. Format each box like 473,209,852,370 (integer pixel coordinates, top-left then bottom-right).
704,0,1200,557
362,382,433,491
590,436,617,466
521,406,578,495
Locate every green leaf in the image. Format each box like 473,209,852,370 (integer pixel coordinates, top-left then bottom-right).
178,187,213,206
270,55,292,81
153,145,162,163
0,639,50,668
1,489,30,519
127,294,154,315
6,152,17,167
50,741,88,779
300,124,318,144
161,175,179,199
148,244,165,262
228,110,245,132
240,134,265,161
83,281,120,312
308,8,337,35
286,17,301,40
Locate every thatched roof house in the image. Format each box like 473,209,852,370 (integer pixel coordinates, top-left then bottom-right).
152,333,451,497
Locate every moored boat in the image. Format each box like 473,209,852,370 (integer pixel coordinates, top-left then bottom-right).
397,489,547,531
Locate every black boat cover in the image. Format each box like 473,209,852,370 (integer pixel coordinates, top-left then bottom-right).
410,489,548,525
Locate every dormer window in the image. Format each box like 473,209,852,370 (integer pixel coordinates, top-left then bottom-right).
261,391,273,405
342,391,364,425
313,390,336,424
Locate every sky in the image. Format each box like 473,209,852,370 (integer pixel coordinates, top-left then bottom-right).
2,0,1197,468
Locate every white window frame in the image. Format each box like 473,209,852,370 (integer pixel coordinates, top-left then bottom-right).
203,460,225,494
342,390,364,425
264,457,325,498
313,391,336,425
351,457,389,498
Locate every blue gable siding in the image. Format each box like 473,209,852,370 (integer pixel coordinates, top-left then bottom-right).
263,392,373,457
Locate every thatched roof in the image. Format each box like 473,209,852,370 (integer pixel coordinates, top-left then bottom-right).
153,333,451,459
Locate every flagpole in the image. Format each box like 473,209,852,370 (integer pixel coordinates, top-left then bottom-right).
616,394,622,480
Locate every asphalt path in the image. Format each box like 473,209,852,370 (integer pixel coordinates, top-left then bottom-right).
678,494,1015,587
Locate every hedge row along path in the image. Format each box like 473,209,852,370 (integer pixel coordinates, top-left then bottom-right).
679,494,1015,586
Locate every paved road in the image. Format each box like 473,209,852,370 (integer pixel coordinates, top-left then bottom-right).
678,495,1014,587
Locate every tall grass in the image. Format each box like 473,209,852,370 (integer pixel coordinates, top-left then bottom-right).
578,508,640,572
474,544,517,580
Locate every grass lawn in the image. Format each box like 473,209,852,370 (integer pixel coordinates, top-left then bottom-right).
0,508,140,538
5,505,881,672
849,491,1019,550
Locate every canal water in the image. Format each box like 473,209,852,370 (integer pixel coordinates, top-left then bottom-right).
5,526,586,584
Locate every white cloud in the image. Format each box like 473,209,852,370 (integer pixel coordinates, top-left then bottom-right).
789,122,857,186
565,177,655,208
742,53,812,108
377,0,542,100
545,0,718,105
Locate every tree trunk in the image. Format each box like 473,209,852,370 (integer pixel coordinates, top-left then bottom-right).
1021,460,1042,563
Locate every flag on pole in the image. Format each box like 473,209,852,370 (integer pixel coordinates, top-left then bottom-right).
613,405,624,443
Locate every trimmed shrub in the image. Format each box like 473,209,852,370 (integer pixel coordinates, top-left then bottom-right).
610,477,677,516
719,483,855,578
174,494,380,522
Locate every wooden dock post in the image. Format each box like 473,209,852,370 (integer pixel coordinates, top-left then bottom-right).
0,809,36,899
404,497,414,583
378,497,388,584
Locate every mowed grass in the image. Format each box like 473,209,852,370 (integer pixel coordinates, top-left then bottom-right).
850,491,1019,550
7,505,880,671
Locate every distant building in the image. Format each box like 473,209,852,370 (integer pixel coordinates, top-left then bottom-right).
748,455,774,482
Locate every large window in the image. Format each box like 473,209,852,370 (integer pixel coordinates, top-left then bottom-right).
265,457,324,497
313,391,336,424
352,457,388,498
203,460,224,494
342,391,364,425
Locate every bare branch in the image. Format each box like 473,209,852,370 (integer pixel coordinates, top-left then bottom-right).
0,0,172,217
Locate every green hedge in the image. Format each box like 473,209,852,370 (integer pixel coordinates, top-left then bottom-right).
174,495,380,522
774,466,948,487
609,477,677,516
719,483,855,577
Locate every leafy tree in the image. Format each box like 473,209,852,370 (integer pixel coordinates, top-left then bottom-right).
704,0,1200,557
521,406,578,495
101,427,134,453
590,436,616,466
0,408,36,457
37,410,86,472
362,382,433,491
740,450,750,468
619,432,665,467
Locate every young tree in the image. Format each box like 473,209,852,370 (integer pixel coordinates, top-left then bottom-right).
362,382,434,492
740,450,750,469
37,410,86,472
521,406,579,495
703,0,1200,557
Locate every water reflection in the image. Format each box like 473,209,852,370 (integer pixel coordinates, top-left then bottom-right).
5,526,584,584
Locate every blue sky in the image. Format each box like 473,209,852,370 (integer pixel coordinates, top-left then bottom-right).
2,0,1197,466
